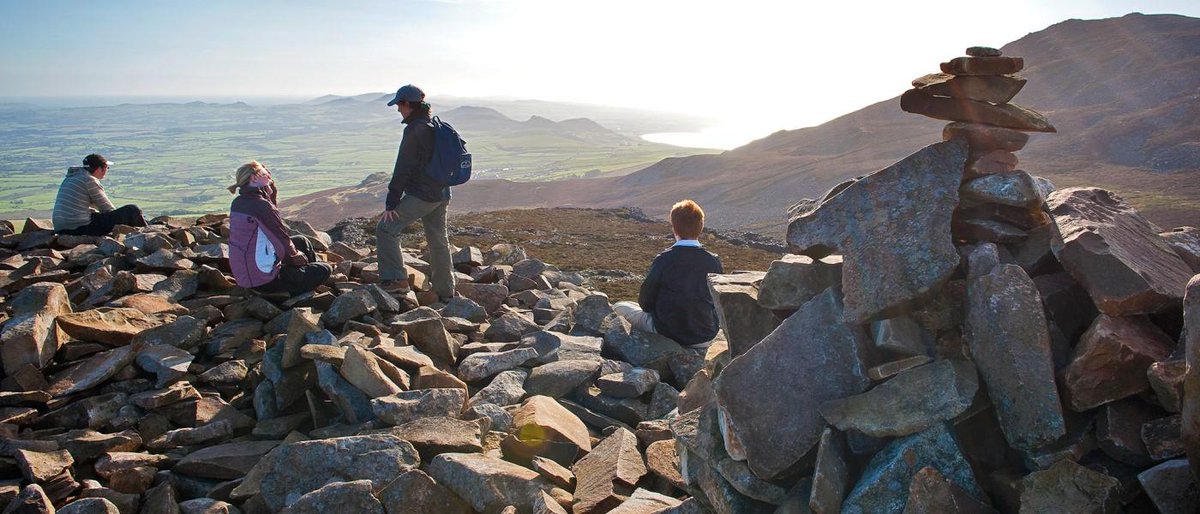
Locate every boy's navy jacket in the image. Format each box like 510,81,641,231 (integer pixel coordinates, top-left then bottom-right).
638,244,724,346
386,113,449,208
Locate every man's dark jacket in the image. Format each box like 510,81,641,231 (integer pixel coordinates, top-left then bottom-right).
385,113,449,209
639,244,724,346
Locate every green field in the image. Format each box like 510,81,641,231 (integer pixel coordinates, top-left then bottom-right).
0,99,715,219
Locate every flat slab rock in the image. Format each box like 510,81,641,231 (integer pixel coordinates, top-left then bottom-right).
427,452,568,514
787,140,967,323
257,434,420,512
1019,459,1121,514
819,359,978,438
965,262,1066,450
714,288,870,479
1047,187,1193,316
55,308,170,345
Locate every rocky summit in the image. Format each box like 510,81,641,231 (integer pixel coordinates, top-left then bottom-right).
2,47,1200,514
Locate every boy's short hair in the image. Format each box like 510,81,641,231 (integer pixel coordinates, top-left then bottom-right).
670,199,705,239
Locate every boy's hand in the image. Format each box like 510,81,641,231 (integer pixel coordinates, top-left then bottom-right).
380,210,399,222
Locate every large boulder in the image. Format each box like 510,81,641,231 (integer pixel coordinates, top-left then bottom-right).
571,428,648,514
841,423,981,514
427,453,569,514
0,282,71,375
707,273,781,357
258,434,420,512
714,288,870,479
1046,187,1193,316
55,307,168,345
1060,315,1174,412
786,140,967,323
965,261,1066,450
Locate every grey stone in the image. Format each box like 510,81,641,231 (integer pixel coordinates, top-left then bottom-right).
468,369,528,408
57,498,121,514
399,318,458,367
1160,226,1200,272
602,315,687,372
965,263,1065,450
440,296,488,323
378,470,473,514
174,440,281,480
820,360,977,438
786,140,967,323
1019,459,1121,514
457,347,538,382
1138,458,1200,514
483,311,540,342
571,428,647,514
0,282,70,375
371,388,466,426
278,480,382,514
842,423,981,514
757,254,843,311
319,289,377,327
809,428,848,514
135,341,194,388
597,368,660,398
258,434,420,512
708,273,782,356
389,416,484,459
714,288,870,479
573,294,615,335
870,316,930,357
427,453,568,514
524,359,601,398
960,171,1043,208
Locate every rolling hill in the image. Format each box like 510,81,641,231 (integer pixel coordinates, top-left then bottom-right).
285,13,1200,233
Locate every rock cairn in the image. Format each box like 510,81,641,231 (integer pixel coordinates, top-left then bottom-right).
682,46,1200,513
0,212,734,513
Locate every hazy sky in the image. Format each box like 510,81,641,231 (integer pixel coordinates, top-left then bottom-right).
2,0,1198,147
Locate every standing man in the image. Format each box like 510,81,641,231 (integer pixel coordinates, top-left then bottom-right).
52,153,147,236
375,84,455,302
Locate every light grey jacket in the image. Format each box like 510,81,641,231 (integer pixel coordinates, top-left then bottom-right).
52,167,115,230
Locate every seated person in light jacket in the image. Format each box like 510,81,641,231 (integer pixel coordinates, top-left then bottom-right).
227,161,331,296
52,153,147,235
614,199,724,352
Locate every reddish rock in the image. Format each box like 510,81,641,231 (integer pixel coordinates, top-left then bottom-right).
571,428,647,514
943,122,1030,153
966,150,1019,178
1182,275,1200,479
1061,315,1174,412
904,466,998,513
901,89,1056,132
913,72,1026,104
56,308,170,345
940,56,1024,75
1047,187,1193,316
0,282,71,375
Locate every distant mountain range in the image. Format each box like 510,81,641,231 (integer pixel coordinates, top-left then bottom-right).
285,13,1200,233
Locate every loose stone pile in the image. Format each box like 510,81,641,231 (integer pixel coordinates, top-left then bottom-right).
3,46,1200,514
0,212,728,513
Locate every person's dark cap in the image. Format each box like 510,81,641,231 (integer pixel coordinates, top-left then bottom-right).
387,84,425,106
83,154,113,170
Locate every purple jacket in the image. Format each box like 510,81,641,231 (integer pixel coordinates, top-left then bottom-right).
228,184,302,287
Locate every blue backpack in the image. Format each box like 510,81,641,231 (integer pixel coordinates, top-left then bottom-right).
424,116,472,186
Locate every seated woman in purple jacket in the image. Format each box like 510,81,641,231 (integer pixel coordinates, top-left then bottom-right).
227,161,331,296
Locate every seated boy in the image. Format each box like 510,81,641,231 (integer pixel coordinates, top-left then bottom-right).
614,199,724,352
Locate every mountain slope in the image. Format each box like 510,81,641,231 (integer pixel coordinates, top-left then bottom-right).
285,13,1200,232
